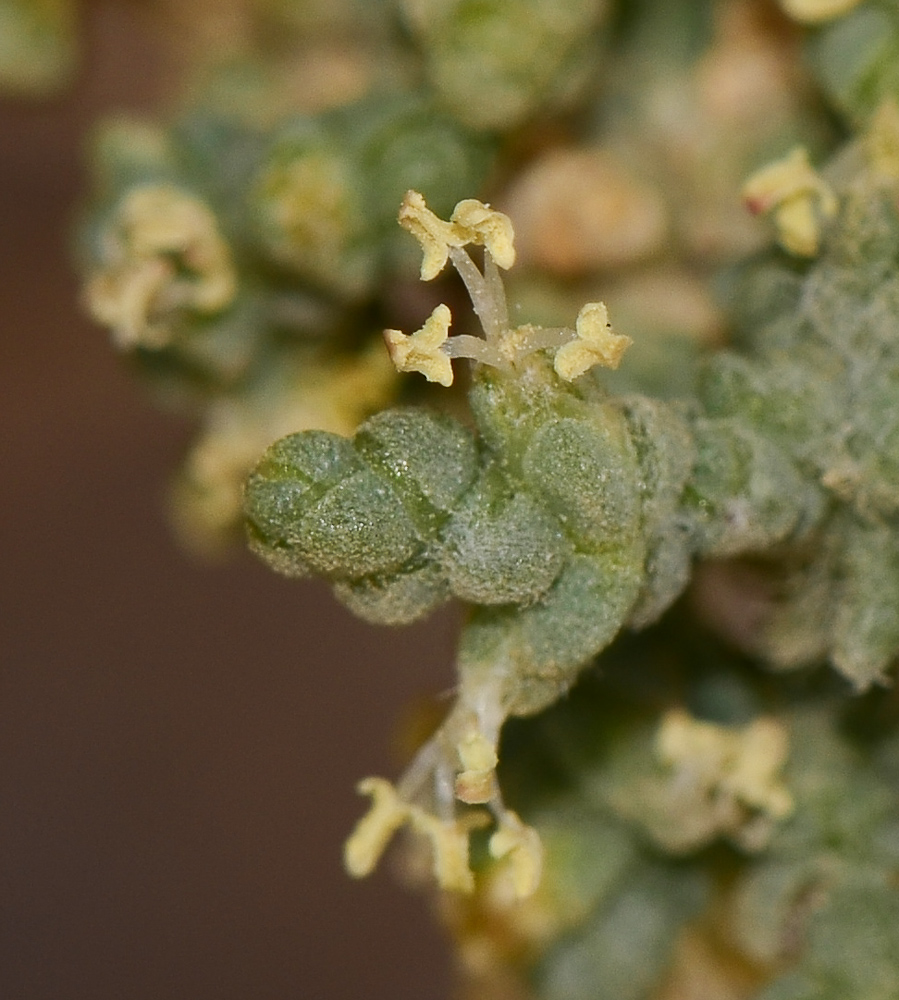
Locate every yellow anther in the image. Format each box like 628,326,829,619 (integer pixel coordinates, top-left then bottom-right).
450,199,516,270
656,710,794,849
408,808,479,894
778,0,863,23
454,730,499,805
742,147,838,256
457,729,498,772
344,777,409,878
399,191,462,280
384,303,454,386
553,302,632,381
488,811,544,899
398,190,516,280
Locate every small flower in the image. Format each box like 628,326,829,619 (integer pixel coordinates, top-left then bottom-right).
655,709,794,850
384,303,455,385
398,190,515,280
489,811,544,899
386,192,632,396
742,147,838,256
344,777,490,894
553,302,632,381
85,183,237,349
344,777,410,878
408,807,484,894
342,699,541,896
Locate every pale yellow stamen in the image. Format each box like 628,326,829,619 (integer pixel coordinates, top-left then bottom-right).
454,730,499,805
388,193,630,388
553,302,632,381
408,808,482,894
345,774,497,893
489,811,544,899
398,190,515,280
450,199,516,270
384,303,454,386
742,147,838,256
344,777,409,878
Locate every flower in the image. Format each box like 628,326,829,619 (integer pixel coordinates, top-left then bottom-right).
742,147,838,256
344,777,410,878
654,709,794,851
553,301,632,382
454,728,499,804
398,190,515,280
385,191,631,386
489,811,544,899
85,183,236,348
384,303,455,385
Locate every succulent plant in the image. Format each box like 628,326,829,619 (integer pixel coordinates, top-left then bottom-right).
11,0,899,995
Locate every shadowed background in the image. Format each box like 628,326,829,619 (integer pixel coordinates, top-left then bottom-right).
0,5,454,997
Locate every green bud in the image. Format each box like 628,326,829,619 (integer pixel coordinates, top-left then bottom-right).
244,430,362,574
342,94,495,233
690,418,814,556
440,465,567,605
621,397,696,627
252,118,370,295
353,407,479,534
460,552,642,718
522,415,642,552
292,468,420,578
515,553,642,694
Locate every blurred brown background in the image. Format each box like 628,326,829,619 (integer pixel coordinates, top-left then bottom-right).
0,5,454,997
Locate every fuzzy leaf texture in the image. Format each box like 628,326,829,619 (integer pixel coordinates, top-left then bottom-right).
247,175,899,699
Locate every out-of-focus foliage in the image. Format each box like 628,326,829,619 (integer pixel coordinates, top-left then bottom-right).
0,0,76,94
